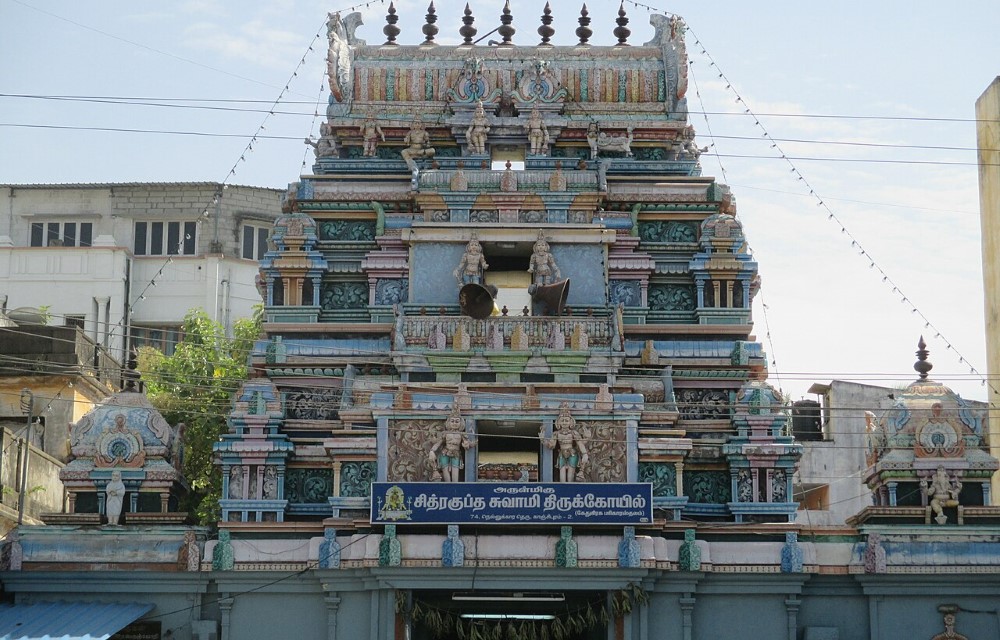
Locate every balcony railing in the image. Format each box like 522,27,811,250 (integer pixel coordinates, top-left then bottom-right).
397,314,617,351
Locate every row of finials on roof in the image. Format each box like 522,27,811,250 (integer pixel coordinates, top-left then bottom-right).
359,1,638,48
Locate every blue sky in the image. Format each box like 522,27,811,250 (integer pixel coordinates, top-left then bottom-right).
2,0,998,403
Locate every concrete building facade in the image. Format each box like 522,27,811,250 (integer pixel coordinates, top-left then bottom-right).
0,183,282,359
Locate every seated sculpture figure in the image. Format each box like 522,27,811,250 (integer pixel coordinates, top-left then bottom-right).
305,121,338,158
926,465,961,525
401,115,435,171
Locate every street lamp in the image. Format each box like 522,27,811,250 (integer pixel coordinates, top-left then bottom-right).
18,388,33,525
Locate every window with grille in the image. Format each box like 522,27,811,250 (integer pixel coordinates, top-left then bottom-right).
29,221,93,247
134,221,197,256
241,223,270,261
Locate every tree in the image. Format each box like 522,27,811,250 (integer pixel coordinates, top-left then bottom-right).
138,308,261,524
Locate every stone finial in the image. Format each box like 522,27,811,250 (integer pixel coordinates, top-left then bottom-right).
121,347,142,393
576,4,592,46
422,1,438,45
212,529,235,571
383,2,400,45
914,336,932,380
640,340,659,365
555,526,578,567
180,530,201,572
595,384,613,411
863,532,887,574
460,3,477,45
379,524,402,566
780,532,804,573
442,525,465,567
538,2,554,45
618,526,640,568
498,0,515,45
500,160,517,191
613,3,631,46
453,324,471,351
678,528,701,571
319,528,342,568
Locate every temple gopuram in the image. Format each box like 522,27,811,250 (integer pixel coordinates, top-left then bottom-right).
4,5,1000,640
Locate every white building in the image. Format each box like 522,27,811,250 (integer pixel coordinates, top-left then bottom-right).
0,183,282,358
791,381,895,525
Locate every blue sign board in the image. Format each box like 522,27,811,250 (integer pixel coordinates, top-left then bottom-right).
370,482,653,525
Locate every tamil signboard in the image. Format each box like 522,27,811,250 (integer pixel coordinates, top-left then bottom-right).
371,482,653,525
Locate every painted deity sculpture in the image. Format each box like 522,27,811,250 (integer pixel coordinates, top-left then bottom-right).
540,404,589,482
428,407,477,482
105,470,126,526
586,122,633,158
453,235,489,285
305,121,338,158
926,465,961,525
360,111,385,157
229,465,244,499
401,115,436,171
466,100,490,155
524,106,549,156
528,231,560,286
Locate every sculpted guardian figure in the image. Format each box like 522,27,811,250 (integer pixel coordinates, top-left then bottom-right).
428,407,477,482
524,106,550,156
541,404,589,482
466,100,490,155
528,231,560,286
105,470,126,525
453,235,488,285
360,111,385,157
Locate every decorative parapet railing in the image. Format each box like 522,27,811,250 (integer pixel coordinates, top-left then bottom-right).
417,169,598,192
396,314,618,351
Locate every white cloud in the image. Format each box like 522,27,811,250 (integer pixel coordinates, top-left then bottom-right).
183,19,305,69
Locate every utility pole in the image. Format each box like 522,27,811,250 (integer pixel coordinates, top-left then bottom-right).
17,388,33,525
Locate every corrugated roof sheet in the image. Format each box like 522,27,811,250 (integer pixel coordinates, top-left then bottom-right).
0,601,153,640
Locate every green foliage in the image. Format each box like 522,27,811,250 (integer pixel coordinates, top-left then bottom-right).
138,307,261,524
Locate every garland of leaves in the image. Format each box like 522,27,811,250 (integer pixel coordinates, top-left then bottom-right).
395,584,649,640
